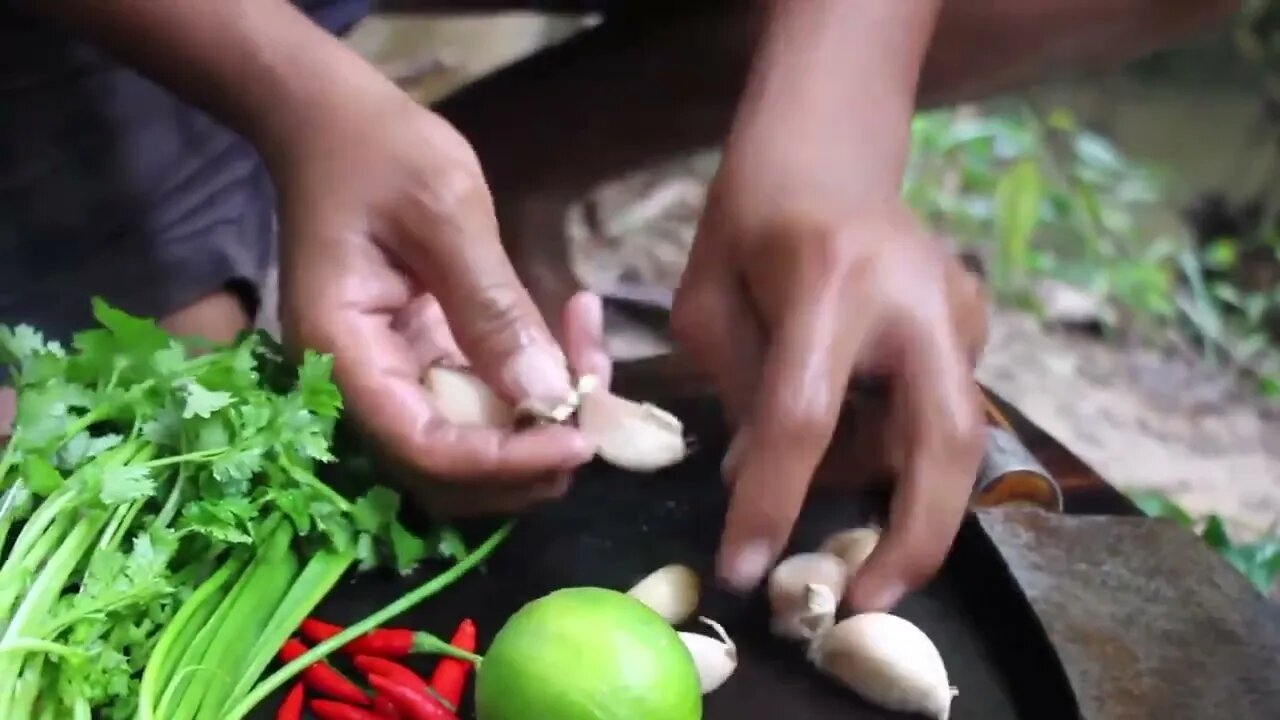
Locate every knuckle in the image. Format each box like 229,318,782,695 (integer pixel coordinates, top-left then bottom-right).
767,392,839,447
464,282,534,352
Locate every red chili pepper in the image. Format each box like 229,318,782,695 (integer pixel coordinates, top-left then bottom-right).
278,637,370,706
276,682,304,720
353,655,431,694
427,619,475,709
300,618,466,660
310,699,385,720
367,674,458,720
372,694,403,720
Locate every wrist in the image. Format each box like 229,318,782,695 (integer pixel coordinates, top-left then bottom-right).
732,0,942,189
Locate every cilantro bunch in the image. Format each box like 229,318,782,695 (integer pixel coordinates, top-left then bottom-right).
0,300,437,720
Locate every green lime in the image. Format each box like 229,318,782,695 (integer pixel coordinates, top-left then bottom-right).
475,586,703,720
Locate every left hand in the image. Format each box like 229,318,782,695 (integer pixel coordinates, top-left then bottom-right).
671,135,989,612
388,289,613,517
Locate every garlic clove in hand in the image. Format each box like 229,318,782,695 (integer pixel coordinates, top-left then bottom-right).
422,365,515,427
679,616,737,694
626,563,700,625
576,377,688,472
767,552,848,641
809,612,957,720
820,526,881,577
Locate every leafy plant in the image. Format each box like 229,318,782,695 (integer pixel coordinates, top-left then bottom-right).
1129,490,1280,596
903,102,1280,396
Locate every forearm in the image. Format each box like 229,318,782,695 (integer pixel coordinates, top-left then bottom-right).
731,0,943,203
30,0,398,170
920,0,1241,107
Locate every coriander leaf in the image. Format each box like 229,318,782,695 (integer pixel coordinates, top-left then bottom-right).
312,502,356,553
266,487,313,536
352,486,400,535
180,501,253,545
91,297,170,355
355,533,379,572
180,380,234,419
149,344,188,377
58,432,124,470
427,525,468,562
139,404,182,447
236,402,272,438
0,324,49,365
389,519,429,575
22,454,64,496
99,466,155,505
297,351,343,419
212,447,264,485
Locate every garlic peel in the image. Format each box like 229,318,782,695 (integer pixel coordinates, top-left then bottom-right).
626,563,700,625
767,552,848,641
810,612,955,720
678,616,737,694
820,526,881,577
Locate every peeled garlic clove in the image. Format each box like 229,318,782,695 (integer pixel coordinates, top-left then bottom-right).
577,384,688,472
422,366,515,427
820,526,881,576
768,552,848,641
626,563,700,625
678,616,737,694
810,612,957,720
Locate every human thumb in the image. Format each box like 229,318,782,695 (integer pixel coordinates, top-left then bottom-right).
430,255,575,414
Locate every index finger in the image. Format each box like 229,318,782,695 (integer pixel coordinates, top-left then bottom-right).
717,291,872,592
846,321,985,611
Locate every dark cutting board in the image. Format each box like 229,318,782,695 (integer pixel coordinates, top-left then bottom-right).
250,396,1079,720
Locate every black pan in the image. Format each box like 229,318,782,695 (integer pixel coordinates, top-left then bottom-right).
250,395,1079,720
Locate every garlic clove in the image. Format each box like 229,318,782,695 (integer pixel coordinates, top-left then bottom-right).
577,384,688,472
809,612,956,720
820,526,881,576
626,563,700,625
678,616,737,694
767,552,848,641
422,365,515,428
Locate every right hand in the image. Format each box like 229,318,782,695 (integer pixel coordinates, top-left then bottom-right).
272,82,610,517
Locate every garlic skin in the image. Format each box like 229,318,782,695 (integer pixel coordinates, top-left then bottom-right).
626,563,700,625
678,617,737,694
576,383,688,472
767,552,848,641
810,612,957,720
422,366,515,427
820,526,881,576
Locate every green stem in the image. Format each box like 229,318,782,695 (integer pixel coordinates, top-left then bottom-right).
0,513,74,633
277,455,352,514
137,554,250,720
0,639,80,658
193,521,299,720
225,520,514,720
159,515,284,720
9,653,45,719
0,513,107,719
222,545,355,712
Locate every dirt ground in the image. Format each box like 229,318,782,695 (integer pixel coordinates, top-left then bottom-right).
336,14,1280,540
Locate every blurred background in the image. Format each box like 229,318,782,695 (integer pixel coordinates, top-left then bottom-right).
320,5,1280,589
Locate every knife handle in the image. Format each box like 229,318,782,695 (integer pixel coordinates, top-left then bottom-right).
972,393,1063,512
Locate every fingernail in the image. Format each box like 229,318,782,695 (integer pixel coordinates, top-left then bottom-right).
847,574,905,613
723,540,772,592
579,291,604,342
721,432,746,482
503,345,573,410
